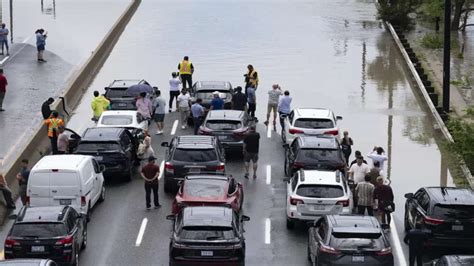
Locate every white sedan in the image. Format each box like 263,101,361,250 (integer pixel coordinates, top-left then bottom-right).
97,110,148,132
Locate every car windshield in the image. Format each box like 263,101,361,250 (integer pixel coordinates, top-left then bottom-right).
206,120,241,130
173,149,217,162
196,90,231,101
297,149,340,163
101,115,133,126
76,142,122,152
432,205,474,219
11,223,67,238
330,232,384,250
294,118,334,129
184,179,226,198
105,88,130,98
296,185,344,198
179,226,236,240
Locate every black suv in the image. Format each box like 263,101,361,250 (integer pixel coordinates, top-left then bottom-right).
308,215,393,266
161,136,226,193
104,79,158,110
198,110,251,152
404,187,474,249
72,127,139,181
4,206,87,266
283,135,346,177
190,81,233,109
167,206,249,266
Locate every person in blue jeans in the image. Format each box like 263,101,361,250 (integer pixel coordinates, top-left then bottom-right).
277,90,292,129
191,98,205,135
35,29,47,62
0,24,10,56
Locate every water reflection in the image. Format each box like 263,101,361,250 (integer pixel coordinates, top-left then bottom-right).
361,41,367,104
41,0,56,19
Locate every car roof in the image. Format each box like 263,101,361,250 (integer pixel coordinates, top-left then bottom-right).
294,108,333,119
195,81,231,90
81,127,125,141
207,110,245,120
182,206,233,227
299,170,343,186
327,215,380,230
297,135,339,149
176,135,215,149
18,206,68,223
108,79,146,88
424,187,474,205
100,110,138,116
32,155,91,171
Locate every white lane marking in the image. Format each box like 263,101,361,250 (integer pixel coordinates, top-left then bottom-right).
267,125,271,138
0,56,9,65
266,165,271,185
265,218,271,244
22,37,30,43
135,218,148,247
158,160,164,180
171,120,178,135
390,218,407,266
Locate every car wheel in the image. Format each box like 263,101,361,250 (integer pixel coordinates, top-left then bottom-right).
286,218,295,229
281,129,286,143
98,185,105,203
124,166,133,181
81,228,87,250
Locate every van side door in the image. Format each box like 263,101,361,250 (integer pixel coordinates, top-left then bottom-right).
91,159,103,204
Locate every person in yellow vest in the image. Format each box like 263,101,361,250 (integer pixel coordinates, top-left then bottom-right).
44,111,64,154
178,56,194,90
91,90,110,121
244,64,259,94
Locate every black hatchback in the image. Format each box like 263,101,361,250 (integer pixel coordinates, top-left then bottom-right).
104,79,158,110
190,81,234,109
308,215,394,266
167,206,249,266
283,135,346,177
404,187,474,249
162,135,226,193
4,206,87,266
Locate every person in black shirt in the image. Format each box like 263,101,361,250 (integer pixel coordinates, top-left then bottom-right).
41,97,54,119
231,86,247,111
404,225,429,266
243,126,260,179
349,150,368,166
16,159,30,205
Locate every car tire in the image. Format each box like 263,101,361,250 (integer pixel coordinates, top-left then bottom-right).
286,218,295,229
81,227,87,250
164,179,172,193
281,129,286,144
284,157,290,177
169,258,176,266
124,166,133,182
98,185,105,203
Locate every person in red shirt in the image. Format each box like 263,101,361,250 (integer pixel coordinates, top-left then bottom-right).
140,156,161,209
0,69,8,111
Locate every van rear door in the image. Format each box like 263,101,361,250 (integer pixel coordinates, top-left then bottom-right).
27,171,51,207
49,171,81,208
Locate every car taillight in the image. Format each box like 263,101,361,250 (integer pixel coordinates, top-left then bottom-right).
81,196,87,207
233,127,249,137
336,199,350,207
5,237,19,248
319,244,340,255
290,197,304,205
324,130,339,136
198,127,213,135
165,162,174,173
289,128,304,135
55,235,73,247
292,162,305,169
424,216,444,226
375,247,392,256
212,163,225,172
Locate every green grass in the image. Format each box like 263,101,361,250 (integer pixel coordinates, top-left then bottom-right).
420,33,443,49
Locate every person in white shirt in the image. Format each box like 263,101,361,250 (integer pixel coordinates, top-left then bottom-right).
367,146,388,171
348,156,370,184
169,72,182,112
177,89,191,129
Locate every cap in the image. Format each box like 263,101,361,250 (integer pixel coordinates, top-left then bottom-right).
148,156,157,162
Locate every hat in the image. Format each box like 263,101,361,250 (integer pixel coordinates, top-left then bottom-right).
148,156,156,162
213,91,220,95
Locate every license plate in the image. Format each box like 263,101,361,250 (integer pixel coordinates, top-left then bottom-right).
201,250,213,257
352,255,364,262
118,103,127,107
312,205,325,210
31,246,45,252
452,225,464,231
217,135,228,140
189,168,200,174
95,156,103,161
60,199,72,205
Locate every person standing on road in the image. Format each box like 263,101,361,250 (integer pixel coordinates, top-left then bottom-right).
367,146,388,171
0,69,7,112
210,91,224,110
191,98,205,135
355,175,374,216
243,125,260,179
16,159,30,206
41,97,55,119
169,72,181,112
367,161,382,185
136,92,153,121
0,24,10,56
231,86,247,111
349,150,368,166
140,156,161,210
340,131,353,164
177,89,191,129
0,174,15,209
374,176,394,228
247,85,256,119
91,91,110,121
137,131,155,166
152,90,166,135
178,56,194,90
35,29,47,62
264,84,282,129
277,90,292,129
57,126,69,154
244,64,258,93
348,156,370,184
44,111,64,154
404,224,428,266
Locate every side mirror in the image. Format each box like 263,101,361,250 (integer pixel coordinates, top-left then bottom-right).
8,214,18,220
99,165,106,173
166,214,175,221
405,193,414,199
241,215,250,222
161,142,169,147
282,144,289,149
336,116,343,120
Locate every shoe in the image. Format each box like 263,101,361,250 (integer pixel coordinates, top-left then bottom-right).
253,174,257,179
146,206,151,210
154,204,161,209
244,173,249,179
263,121,269,126
6,53,9,56
169,109,172,113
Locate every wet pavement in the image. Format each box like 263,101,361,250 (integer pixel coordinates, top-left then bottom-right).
0,0,463,265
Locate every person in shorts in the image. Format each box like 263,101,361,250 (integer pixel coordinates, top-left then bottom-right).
264,84,282,129
152,90,166,135
243,125,260,179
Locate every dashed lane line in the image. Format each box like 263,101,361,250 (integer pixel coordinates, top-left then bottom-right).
159,160,164,180
135,218,148,247
265,218,271,244
267,125,271,138
390,218,407,266
0,56,9,65
171,120,178,135
266,165,271,185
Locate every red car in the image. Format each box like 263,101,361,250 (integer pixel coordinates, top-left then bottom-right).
172,175,244,215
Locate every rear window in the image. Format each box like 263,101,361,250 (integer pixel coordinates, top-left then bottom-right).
330,232,384,250
432,205,474,219
101,115,133,126
105,88,130,98
173,149,217,162
184,179,226,198
11,223,67,238
297,149,340,163
296,185,344,198
294,118,334,129
206,120,241,130
179,226,236,240
196,91,231,100
76,142,122,152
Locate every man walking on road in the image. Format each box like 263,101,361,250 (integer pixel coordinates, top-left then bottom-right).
191,98,205,135
244,64,258,93
44,111,64,154
277,90,292,129
16,159,30,206
374,176,394,227
0,69,7,112
169,72,181,112
177,89,191,129
0,24,10,56
41,97,55,119
91,91,110,121
57,126,69,154
350,151,367,166
404,224,428,266
140,156,161,210
178,56,194,90
348,156,370,184
152,90,166,135
264,84,282,129
243,126,260,179
0,174,15,209
231,86,247,111
355,175,374,216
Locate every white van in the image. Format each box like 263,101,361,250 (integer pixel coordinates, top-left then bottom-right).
27,155,106,219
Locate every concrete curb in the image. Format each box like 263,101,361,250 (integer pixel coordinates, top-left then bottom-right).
385,21,474,188
0,0,142,222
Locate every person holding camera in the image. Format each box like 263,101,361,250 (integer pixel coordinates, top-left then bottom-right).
244,64,258,94
35,29,47,62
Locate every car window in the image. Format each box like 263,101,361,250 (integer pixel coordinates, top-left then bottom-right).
76,142,122,152
205,120,242,130
92,159,100,173
330,231,385,250
137,112,144,123
11,223,67,237
419,193,430,212
228,178,237,195
66,212,76,233
432,205,474,219
121,134,131,149
291,175,298,191
196,91,231,101
173,148,218,162
105,89,129,98
297,149,340,163
289,111,294,124
179,226,236,240
294,118,334,129
184,179,226,198
290,141,299,155
296,185,344,198
101,115,133,126
318,224,326,240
